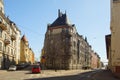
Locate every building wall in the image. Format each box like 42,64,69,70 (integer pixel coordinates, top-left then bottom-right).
0,8,21,69
29,48,34,64
20,35,34,64
110,0,120,73
20,39,29,63
0,0,21,69
15,30,21,64
44,25,96,70
44,26,74,69
9,22,21,64
105,35,111,69
20,39,26,63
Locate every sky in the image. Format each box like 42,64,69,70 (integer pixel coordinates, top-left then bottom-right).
4,0,110,63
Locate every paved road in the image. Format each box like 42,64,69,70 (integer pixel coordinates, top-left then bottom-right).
0,68,119,80
25,70,120,80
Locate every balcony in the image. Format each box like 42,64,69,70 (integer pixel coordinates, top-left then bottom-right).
0,22,7,30
11,35,16,40
4,39,10,45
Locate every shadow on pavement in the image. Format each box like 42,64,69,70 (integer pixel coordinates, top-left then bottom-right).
24,74,81,80
93,70,120,80
24,70,95,80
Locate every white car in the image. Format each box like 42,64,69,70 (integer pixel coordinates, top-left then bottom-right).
8,65,17,71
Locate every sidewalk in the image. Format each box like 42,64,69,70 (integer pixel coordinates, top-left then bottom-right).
0,70,7,73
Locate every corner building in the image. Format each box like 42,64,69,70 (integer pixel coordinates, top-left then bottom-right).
43,10,92,70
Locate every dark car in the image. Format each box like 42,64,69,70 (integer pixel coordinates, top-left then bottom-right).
16,63,30,70
32,65,41,73
16,64,25,70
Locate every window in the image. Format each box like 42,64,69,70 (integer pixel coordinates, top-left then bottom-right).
4,34,6,39
11,49,13,55
50,40,53,44
62,28,65,32
8,27,10,34
74,41,76,47
65,37,69,43
0,57,2,68
74,60,76,64
0,7,2,12
0,17,2,22
0,42,2,51
0,28,2,38
66,28,69,33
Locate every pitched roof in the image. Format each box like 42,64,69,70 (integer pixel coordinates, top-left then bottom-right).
21,35,28,42
49,10,71,27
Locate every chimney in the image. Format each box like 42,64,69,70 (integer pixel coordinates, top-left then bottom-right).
58,9,62,17
58,9,60,17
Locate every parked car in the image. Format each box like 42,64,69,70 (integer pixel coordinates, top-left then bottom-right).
32,65,41,73
8,65,17,71
16,63,30,70
16,64,25,70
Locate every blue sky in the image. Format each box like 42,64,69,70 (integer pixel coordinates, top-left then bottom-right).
4,0,110,63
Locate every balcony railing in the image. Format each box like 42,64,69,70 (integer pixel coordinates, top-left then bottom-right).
4,39,10,45
11,35,16,40
0,22,7,30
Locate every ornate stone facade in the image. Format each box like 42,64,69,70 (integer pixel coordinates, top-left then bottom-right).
0,0,21,69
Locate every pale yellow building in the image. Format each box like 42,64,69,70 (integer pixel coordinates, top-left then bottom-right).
29,48,35,64
20,35,34,64
109,0,120,75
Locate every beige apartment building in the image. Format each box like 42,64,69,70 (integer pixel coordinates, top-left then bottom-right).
0,0,21,69
107,0,120,76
